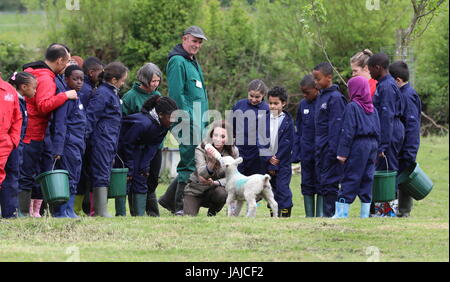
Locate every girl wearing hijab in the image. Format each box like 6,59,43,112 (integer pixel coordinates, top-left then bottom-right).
333,76,381,218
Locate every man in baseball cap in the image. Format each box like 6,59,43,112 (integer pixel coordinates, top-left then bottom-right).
160,26,209,215
183,25,208,41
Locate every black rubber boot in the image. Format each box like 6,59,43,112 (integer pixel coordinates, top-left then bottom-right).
315,195,324,217
158,177,178,213
146,191,160,217
323,193,337,217
397,189,413,217
174,182,186,215
304,195,315,217
18,190,31,217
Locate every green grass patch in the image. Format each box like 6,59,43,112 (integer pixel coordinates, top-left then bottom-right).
0,135,448,262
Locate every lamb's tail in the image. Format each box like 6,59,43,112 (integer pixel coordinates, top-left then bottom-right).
263,174,271,186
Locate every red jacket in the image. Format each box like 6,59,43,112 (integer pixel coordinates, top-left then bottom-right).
369,78,378,97
23,61,68,143
0,77,22,184
0,77,22,148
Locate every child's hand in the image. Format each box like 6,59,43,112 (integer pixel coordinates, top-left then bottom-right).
269,156,280,166
54,155,61,160
65,90,78,100
337,156,347,164
268,170,277,176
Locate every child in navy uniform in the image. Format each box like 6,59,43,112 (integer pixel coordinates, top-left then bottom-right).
231,79,269,176
312,62,347,217
0,72,36,218
389,61,422,217
117,96,177,216
51,65,87,218
259,86,294,217
80,56,104,108
85,62,128,217
293,74,321,217
368,53,405,217
334,76,380,218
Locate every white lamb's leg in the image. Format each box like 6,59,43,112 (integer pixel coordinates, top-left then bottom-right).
234,200,244,216
226,192,236,217
245,195,257,217
263,188,279,218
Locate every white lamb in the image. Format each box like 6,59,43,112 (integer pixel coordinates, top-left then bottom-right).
221,156,278,218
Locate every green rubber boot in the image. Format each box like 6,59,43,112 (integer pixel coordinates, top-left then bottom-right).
315,195,324,217
303,195,315,217
93,187,112,218
132,193,147,216
115,196,127,216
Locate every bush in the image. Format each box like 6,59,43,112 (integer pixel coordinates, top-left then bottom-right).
0,41,28,80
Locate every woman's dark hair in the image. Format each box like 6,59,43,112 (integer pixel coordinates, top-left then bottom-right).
248,79,268,95
268,86,288,103
99,62,128,83
65,65,83,77
8,71,36,89
141,95,178,115
300,74,316,89
389,61,410,82
202,120,235,158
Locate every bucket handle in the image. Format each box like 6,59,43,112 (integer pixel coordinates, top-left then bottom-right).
52,158,59,171
115,154,126,168
382,155,389,174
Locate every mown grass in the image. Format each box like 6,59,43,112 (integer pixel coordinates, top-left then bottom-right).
0,12,47,50
0,136,448,262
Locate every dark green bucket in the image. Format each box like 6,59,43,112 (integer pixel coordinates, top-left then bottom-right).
372,170,397,202
108,168,129,198
398,162,433,200
36,170,70,204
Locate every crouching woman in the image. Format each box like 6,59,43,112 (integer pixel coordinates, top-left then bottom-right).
183,120,239,216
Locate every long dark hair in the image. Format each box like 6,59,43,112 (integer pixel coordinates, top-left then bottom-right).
202,120,236,158
98,61,128,83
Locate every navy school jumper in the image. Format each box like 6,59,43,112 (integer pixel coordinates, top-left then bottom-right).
231,99,270,176
79,75,95,108
116,112,169,194
85,83,122,188
314,84,347,196
372,74,405,178
0,96,28,218
337,102,381,204
398,82,421,172
52,84,87,195
259,110,294,209
293,97,319,196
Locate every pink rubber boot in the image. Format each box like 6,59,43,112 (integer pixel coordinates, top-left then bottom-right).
89,192,95,216
33,199,43,218
29,200,34,217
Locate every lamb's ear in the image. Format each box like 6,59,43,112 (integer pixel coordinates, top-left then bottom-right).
235,157,243,165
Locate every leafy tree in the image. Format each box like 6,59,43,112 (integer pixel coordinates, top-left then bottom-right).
0,41,28,80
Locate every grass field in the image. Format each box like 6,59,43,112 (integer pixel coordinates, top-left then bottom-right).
0,12,47,50
0,135,448,262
